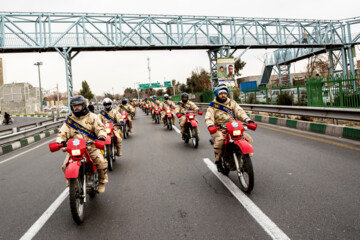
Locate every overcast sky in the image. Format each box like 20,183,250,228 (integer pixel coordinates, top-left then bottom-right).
1,0,359,95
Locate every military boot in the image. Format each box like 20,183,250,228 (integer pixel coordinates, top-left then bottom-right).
98,169,108,194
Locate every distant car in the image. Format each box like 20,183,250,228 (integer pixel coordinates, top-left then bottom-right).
43,106,52,112
60,106,69,113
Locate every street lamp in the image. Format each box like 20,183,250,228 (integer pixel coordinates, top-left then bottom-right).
34,62,43,112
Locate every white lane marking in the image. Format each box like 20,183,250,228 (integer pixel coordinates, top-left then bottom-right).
0,138,55,165
20,188,68,240
203,158,290,240
173,125,181,134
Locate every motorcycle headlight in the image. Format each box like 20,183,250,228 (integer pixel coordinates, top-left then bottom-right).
71,149,81,156
233,130,241,136
166,109,171,113
106,128,111,133
189,115,194,119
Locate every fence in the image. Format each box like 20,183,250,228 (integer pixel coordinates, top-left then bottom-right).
306,76,360,108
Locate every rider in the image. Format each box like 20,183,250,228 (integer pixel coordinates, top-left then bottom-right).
150,95,161,121
99,98,124,156
204,84,255,173
118,97,134,133
129,98,136,118
56,95,109,193
160,93,176,127
175,92,201,140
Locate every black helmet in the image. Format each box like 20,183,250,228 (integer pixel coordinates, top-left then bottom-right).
181,92,189,103
164,94,169,100
122,97,128,105
102,97,113,111
70,95,89,118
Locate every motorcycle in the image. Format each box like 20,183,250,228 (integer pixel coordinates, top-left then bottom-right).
163,107,174,130
3,112,14,125
121,111,130,139
103,122,121,171
210,121,257,193
145,103,150,115
182,110,203,148
153,106,160,124
49,138,105,224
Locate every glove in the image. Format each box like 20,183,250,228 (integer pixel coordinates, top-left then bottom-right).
208,126,219,134
197,111,203,115
57,141,67,147
247,120,255,124
97,137,106,141
176,113,183,118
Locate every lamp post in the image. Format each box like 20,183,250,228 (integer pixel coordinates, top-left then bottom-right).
34,62,43,112
135,82,140,99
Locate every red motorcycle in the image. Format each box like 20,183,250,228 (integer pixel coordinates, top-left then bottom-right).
153,106,161,124
121,111,130,139
145,103,150,115
103,122,121,171
49,138,105,224
211,121,257,193
182,110,203,148
163,107,174,130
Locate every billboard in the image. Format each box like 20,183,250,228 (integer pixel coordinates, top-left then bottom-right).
217,57,236,87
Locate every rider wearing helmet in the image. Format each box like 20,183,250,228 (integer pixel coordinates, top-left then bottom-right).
56,95,109,193
175,92,201,139
160,94,176,127
118,97,134,132
150,95,161,121
205,84,254,173
99,98,124,156
129,98,136,118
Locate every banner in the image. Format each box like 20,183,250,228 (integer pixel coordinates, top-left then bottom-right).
217,57,236,87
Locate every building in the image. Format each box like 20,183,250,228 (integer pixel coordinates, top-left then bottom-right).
0,82,41,114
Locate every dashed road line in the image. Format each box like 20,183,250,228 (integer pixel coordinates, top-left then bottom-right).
203,158,290,240
20,188,68,240
0,138,56,165
173,125,181,134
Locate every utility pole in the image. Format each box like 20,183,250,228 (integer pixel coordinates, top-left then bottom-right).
56,83,59,108
147,57,151,93
34,62,43,112
135,82,140,100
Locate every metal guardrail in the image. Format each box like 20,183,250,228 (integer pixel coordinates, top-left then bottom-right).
0,120,65,146
0,117,66,137
195,103,360,122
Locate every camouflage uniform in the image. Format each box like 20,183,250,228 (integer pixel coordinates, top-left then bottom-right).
205,98,252,162
175,101,200,134
99,109,124,156
150,99,161,120
118,104,134,131
160,99,176,126
56,112,109,184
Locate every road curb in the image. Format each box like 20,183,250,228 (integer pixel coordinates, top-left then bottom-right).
0,128,59,155
249,114,359,141
14,114,67,118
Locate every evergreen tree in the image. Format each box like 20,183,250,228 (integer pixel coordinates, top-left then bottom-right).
79,81,94,100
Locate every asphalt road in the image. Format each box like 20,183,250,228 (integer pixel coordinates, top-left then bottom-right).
0,117,50,131
0,108,359,240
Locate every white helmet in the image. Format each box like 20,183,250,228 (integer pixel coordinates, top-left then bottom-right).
102,98,113,111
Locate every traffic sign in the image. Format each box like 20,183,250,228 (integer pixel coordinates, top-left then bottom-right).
164,81,172,87
139,83,150,89
151,83,161,88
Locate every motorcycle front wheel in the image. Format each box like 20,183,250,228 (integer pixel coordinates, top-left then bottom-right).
191,127,199,148
123,125,127,139
106,144,113,171
69,173,86,224
233,151,254,193
167,118,172,130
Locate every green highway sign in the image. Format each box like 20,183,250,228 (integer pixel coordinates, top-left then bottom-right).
151,83,161,88
164,81,172,87
139,83,150,89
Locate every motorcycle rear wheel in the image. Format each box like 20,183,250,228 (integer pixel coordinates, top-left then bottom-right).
234,151,254,193
69,175,85,224
106,144,113,171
